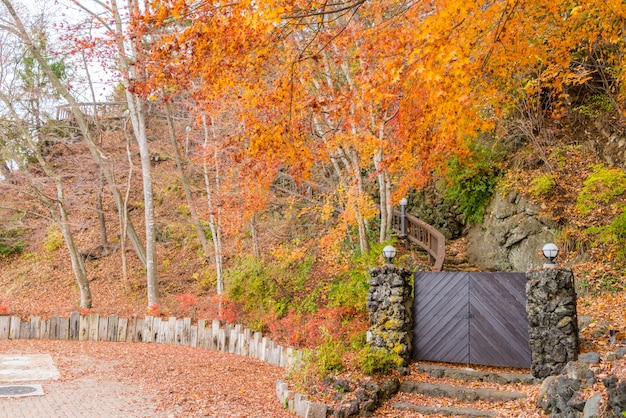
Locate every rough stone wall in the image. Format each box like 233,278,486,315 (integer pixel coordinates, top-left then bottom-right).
366,265,413,365
526,268,580,378
467,191,558,271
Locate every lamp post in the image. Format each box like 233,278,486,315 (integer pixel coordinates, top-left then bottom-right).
400,198,408,238
542,243,559,269
382,245,397,264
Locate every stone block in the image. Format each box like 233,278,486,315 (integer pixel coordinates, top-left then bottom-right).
305,402,327,418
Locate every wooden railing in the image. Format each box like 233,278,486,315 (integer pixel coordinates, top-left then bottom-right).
56,101,128,121
56,101,192,122
272,173,446,271
390,210,445,271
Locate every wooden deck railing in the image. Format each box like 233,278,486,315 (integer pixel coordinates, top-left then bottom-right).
390,210,445,271
56,101,128,121
55,101,191,122
272,173,446,271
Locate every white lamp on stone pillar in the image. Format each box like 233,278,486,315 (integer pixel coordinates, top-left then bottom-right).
542,243,559,269
382,245,397,264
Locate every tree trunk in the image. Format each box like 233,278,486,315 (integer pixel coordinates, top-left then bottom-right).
202,114,224,294
249,214,261,258
56,179,92,309
164,103,211,262
125,93,158,307
111,0,158,307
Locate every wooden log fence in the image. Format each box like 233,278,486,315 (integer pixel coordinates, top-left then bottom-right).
0,314,301,370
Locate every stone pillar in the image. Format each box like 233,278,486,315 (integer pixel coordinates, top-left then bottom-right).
526,268,579,378
366,264,413,365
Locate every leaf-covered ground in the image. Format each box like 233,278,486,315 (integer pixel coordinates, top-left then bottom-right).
0,339,296,417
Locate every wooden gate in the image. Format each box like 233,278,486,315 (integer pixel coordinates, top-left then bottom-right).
412,272,531,368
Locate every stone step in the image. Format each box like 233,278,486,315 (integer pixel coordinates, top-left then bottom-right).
399,381,527,403
417,364,539,385
392,401,497,417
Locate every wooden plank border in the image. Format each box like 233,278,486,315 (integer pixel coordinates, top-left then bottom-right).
0,313,299,370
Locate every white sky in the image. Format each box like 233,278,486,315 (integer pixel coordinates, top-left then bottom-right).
13,0,116,102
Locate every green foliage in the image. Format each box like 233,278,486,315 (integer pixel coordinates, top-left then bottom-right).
311,337,345,377
576,164,626,215
357,347,403,375
328,242,393,312
574,94,613,119
177,204,191,217
226,251,315,321
584,208,626,263
43,225,63,252
443,143,502,225
0,228,25,258
18,29,69,99
529,174,556,198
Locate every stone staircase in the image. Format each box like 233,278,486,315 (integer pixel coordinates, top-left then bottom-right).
388,364,540,417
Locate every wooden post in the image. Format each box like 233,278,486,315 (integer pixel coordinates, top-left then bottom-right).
134,318,144,342
252,332,262,359
19,322,30,339
30,317,41,339
107,316,119,342
163,317,173,344
152,317,161,343
242,328,251,357
40,319,49,340
175,319,184,345
197,320,207,348
190,324,198,347
88,313,99,341
117,317,128,342
126,317,136,342
98,316,108,341
58,317,70,340
143,316,154,343
79,315,89,341
9,316,20,340
211,319,220,350
0,317,10,339
260,337,268,362
182,317,191,346
69,312,80,340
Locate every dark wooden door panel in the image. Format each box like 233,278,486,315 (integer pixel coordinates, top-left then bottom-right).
412,272,530,368
413,272,469,363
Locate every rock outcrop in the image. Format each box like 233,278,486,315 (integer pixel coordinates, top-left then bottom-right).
467,191,558,271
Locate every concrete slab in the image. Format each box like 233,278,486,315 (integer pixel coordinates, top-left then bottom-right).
0,355,60,382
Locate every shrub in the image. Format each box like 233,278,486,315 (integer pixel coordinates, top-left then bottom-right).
327,241,393,311
0,227,25,258
43,225,63,252
576,164,626,215
311,337,345,377
357,347,403,375
529,174,556,198
443,143,502,225
585,209,626,262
